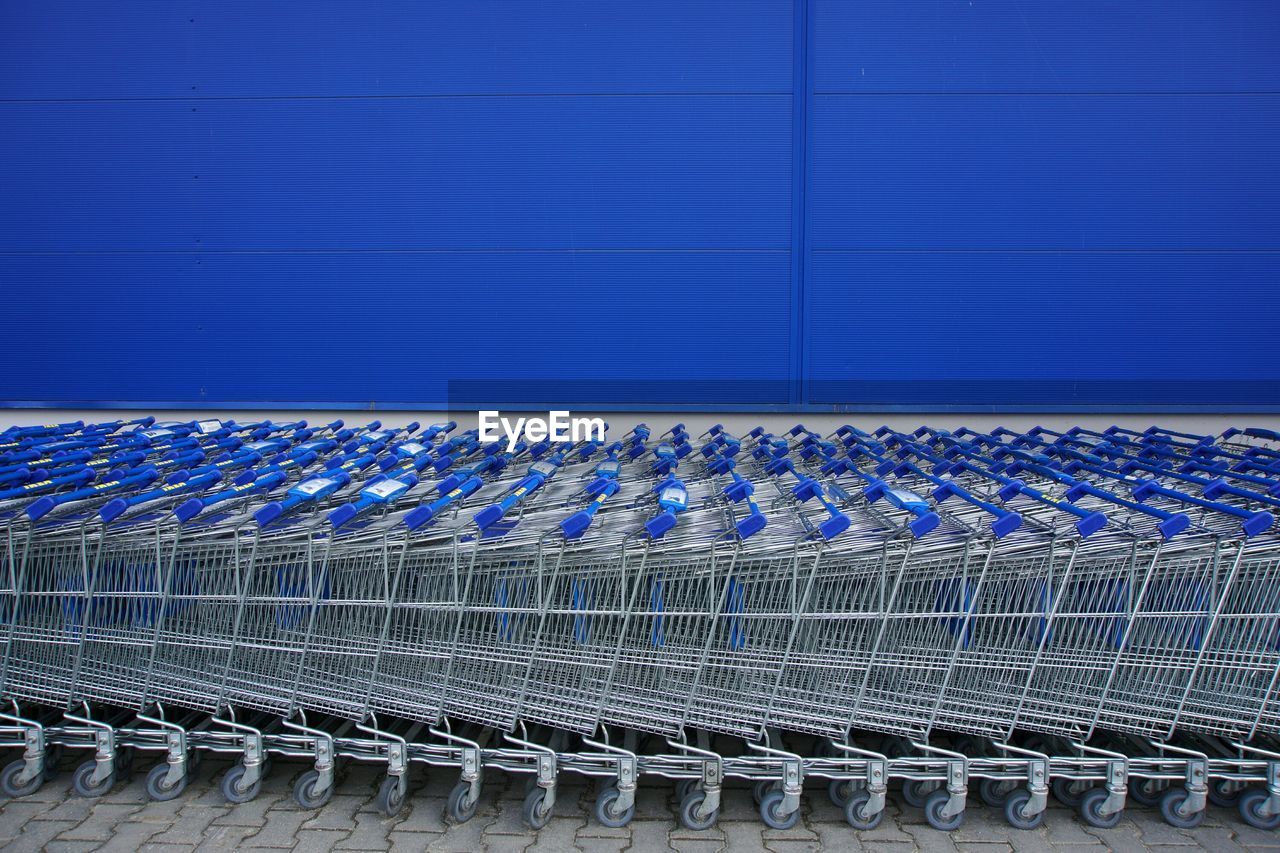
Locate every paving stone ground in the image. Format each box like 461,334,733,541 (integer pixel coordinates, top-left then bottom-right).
2,754,1278,852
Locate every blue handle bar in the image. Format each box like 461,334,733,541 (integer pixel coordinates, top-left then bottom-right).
1131,479,1274,537
474,471,548,530
862,482,941,538
27,467,160,521
561,480,621,539
329,474,420,528
1063,481,1190,538
255,470,353,526
929,478,1022,538
99,470,223,522
0,467,96,502
403,474,485,531
174,471,288,524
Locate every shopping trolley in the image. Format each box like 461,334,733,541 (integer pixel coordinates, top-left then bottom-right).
3,416,1280,838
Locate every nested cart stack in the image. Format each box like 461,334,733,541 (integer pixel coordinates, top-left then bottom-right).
2,416,1280,835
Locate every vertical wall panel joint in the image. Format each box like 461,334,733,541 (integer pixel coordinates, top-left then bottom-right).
789,0,811,407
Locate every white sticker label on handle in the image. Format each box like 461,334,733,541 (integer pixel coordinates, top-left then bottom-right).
399,442,427,456
294,477,337,497
196,420,223,435
365,479,407,500
887,489,925,506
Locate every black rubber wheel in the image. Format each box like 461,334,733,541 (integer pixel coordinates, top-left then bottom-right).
293,769,332,809
447,780,479,823
979,778,1017,808
1003,789,1044,830
844,789,884,831
752,779,778,806
377,775,406,817
43,745,63,781
1051,777,1089,808
221,764,261,804
1022,734,1053,755
594,786,634,828
759,789,799,830
523,787,551,830
902,778,939,809
0,759,42,798
1208,778,1243,809
145,762,187,802
828,777,858,808
679,790,718,831
116,748,135,779
1078,787,1122,829
1128,776,1166,807
72,760,114,798
1159,788,1205,829
924,788,964,831
1239,788,1280,831
675,778,698,803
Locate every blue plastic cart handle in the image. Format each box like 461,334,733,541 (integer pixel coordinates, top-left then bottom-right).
27,467,160,521
474,465,556,530
99,470,223,522
1063,481,1190,538
329,473,420,528
0,467,96,502
561,480,621,539
1130,479,1274,537
929,478,1022,538
403,474,485,531
255,470,353,526
174,470,288,524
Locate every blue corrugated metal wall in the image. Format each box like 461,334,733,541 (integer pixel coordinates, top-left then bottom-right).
3,2,1278,412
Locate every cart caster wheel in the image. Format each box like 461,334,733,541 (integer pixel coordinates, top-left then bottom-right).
1128,777,1165,807
1238,789,1280,831
0,759,43,798
1078,787,1123,829
828,777,858,808
844,790,884,831
145,763,187,802
72,760,114,798
978,778,1017,808
447,780,479,823
752,779,778,806
759,789,799,830
675,778,698,803
594,785,634,828
1158,788,1204,829
523,787,551,830
902,778,939,809
1051,777,1089,808
1208,778,1243,809
679,790,718,831
221,764,261,804
43,745,63,781
293,769,332,809
924,789,964,831
1003,789,1044,830
116,748,135,779
376,775,406,817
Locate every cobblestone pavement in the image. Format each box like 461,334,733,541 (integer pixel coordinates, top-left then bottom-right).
2,756,1279,852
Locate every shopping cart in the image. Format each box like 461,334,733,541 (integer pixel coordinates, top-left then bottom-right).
2,416,1280,837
